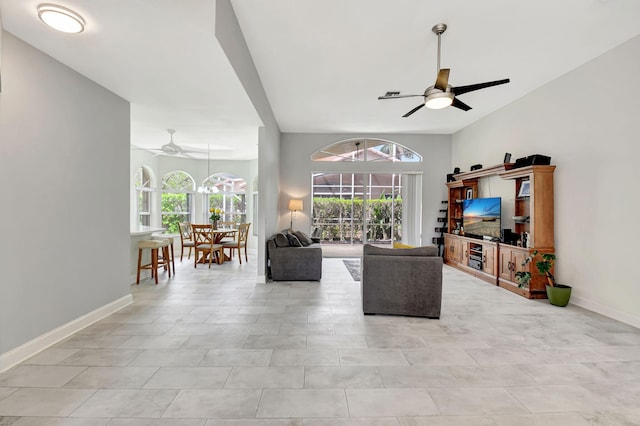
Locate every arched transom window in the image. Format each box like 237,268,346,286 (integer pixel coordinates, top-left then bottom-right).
311,139,422,162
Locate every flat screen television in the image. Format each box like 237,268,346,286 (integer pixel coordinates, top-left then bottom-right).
462,197,501,239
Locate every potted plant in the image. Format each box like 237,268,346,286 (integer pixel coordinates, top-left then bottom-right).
515,250,571,306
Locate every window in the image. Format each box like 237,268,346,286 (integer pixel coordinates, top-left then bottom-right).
135,166,153,226
312,172,403,244
161,170,195,233
202,173,247,223
311,139,421,162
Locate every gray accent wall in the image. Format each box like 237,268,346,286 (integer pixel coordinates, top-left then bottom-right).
452,34,640,326
280,133,452,246
0,32,131,354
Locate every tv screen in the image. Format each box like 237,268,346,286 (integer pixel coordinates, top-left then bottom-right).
462,197,501,239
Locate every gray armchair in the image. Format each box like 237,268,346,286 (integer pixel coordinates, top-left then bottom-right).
362,244,443,318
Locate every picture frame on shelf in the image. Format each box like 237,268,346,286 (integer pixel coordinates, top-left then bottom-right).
503,152,512,163
466,188,474,199
518,180,531,197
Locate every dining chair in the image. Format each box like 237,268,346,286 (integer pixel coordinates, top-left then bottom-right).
192,224,224,268
218,221,236,243
222,222,251,264
178,222,195,261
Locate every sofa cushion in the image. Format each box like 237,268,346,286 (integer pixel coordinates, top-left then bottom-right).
364,244,438,257
275,233,290,247
286,233,303,247
293,230,313,246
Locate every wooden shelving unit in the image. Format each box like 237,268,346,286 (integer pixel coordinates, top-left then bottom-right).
444,163,556,299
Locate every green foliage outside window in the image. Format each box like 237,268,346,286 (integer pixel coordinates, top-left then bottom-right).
161,192,190,233
312,196,401,242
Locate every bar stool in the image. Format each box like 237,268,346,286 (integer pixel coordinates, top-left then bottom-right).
136,239,172,284
152,235,176,276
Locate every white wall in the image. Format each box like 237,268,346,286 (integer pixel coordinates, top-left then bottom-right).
0,32,131,357
280,133,452,246
453,35,640,327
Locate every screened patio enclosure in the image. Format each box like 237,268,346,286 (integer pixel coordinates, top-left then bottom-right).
312,172,404,245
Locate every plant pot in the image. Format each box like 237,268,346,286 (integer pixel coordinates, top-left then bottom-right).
545,284,572,307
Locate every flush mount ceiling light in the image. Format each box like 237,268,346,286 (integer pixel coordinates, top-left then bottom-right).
37,4,85,33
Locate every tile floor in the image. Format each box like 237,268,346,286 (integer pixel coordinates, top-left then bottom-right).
1,251,640,425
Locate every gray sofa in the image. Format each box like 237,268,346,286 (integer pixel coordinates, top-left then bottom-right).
362,243,443,318
266,233,322,281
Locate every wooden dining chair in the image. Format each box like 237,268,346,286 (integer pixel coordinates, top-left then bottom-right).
192,224,224,268
178,222,195,261
217,221,236,243
222,222,251,264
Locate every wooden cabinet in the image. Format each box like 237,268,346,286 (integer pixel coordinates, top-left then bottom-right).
444,163,555,299
444,233,497,285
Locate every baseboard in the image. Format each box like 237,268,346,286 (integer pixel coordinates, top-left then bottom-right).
256,274,266,284
0,294,133,373
571,295,640,329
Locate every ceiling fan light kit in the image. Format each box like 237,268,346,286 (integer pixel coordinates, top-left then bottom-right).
425,89,453,110
37,4,85,33
379,23,510,116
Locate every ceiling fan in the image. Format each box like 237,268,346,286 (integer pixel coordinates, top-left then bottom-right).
139,129,207,158
378,23,510,117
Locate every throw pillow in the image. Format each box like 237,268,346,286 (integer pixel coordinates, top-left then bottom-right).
393,242,415,249
293,230,313,246
286,233,303,247
275,233,290,247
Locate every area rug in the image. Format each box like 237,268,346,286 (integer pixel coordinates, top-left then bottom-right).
343,259,361,281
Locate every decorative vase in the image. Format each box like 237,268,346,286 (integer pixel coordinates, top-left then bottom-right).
212,220,218,230
546,284,572,307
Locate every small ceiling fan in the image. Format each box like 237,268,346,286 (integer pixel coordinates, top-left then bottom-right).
137,129,207,158
378,23,510,117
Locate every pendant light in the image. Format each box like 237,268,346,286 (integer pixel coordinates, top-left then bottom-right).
197,145,215,194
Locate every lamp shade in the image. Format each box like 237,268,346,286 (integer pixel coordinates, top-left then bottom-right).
288,199,303,211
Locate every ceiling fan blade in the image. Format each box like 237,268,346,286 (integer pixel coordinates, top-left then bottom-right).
451,97,472,111
402,103,425,117
434,68,450,91
452,79,510,96
378,94,423,100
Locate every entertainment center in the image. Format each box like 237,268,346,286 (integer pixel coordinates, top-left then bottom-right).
444,163,556,299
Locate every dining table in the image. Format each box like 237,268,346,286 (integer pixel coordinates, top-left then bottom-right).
192,224,238,265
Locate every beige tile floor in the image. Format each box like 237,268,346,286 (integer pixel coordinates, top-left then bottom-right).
1,250,640,425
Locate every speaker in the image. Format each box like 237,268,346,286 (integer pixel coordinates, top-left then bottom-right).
513,154,551,169
501,229,513,244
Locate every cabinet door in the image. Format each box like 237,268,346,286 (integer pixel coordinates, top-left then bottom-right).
498,248,513,281
461,240,469,266
483,245,496,275
511,250,528,276
444,235,459,263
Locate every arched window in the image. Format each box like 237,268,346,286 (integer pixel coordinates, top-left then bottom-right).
135,166,154,226
161,170,195,233
202,173,247,223
311,138,422,162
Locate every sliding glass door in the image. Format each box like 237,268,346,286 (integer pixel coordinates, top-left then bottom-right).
312,172,404,245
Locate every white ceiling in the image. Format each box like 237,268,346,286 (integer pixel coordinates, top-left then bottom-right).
2,0,640,159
